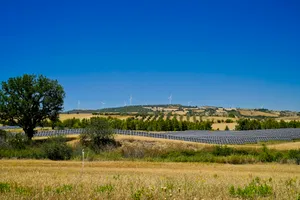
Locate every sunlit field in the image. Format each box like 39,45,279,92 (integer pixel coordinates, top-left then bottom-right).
0,160,299,200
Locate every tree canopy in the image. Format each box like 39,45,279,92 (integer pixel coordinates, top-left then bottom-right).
0,74,65,139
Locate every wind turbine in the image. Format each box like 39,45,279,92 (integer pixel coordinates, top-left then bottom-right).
100,101,106,109
188,101,192,106
168,94,172,105
124,101,127,106
129,95,133,105
77,100,81,110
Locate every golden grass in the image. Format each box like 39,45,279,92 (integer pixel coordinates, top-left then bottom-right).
59,114,130,121
212,123,237,130
0,160,299,199
238,109,279,117
238,141,300,151
278,116,300,121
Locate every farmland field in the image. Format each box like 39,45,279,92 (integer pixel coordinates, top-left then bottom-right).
0,160,299,199
59,113,130,121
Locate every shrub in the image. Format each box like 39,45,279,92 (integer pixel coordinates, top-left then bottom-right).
80,117,117,153
288,149,300,165
8,133,28,149
224,125,229,131
225,119,233,123
55,184,73,194
0,182,10,193
259,145,274,162
0,130,8,147
229,177,273,199
41,136,73,160
212,146,234,156
95,184,114,194
228,113,235,118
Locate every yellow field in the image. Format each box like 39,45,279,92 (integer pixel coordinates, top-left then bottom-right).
238,109,279,117
59,113,130,121
0,160,299,199
212,123,237,130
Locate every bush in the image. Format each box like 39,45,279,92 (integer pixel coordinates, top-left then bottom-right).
212,146,234,156
0,130,7,147
259,145,274,162
0,182,11,193
225,119,233,123
80,117,117,153
288,149,300,165
41,136,73,160
8,133,28,150
229,177,273,199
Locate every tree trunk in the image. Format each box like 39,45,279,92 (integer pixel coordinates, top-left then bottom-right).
24,127,35,140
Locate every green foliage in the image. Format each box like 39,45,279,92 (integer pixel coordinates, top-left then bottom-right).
228,113,235,118
131,188,144,200
225,119,234,123
8,133,28,150
55,184,73,194
0,74,65,139
0,147,46,159
236,118,300,130
0,129,7,146
229,177,273,199
259,145,274,162
288,149,300,165
57,114,213,131
15,185,33,195
41,136,73,160
95,184,114,194
212,146,234,156
80,117,117,153
224,125,229,130
0,182,11,193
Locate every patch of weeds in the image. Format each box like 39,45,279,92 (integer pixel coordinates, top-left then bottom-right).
95,184,114,194
288,150,300,165
15,186,32,195
229,177,273,199
212,145,234,156
285,178,297,188
113,174,121,180
131,188,144,200
55,184,73,194
44,186,53,194
0,182,11,193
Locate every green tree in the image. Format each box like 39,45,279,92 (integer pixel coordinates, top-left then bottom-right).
80,117,115,152
0,74,65,140
225,125,230,131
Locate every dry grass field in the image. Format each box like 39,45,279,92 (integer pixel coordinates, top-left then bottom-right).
239,141,300,151
0,160,299,199
238,109,279,117
33,133,300,151
59,113,130,121
212,123,237,130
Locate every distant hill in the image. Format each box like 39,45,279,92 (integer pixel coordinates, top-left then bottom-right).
64,104,300,119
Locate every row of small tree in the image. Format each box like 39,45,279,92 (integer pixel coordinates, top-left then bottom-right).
108,116,212,131
236,118,300,130
41,116,213,131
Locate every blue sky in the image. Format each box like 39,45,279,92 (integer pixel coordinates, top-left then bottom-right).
1,0,300,111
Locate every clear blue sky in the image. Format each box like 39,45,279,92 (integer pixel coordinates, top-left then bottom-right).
1,0,300,111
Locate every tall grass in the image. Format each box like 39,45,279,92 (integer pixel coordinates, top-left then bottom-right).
0,160,300,199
